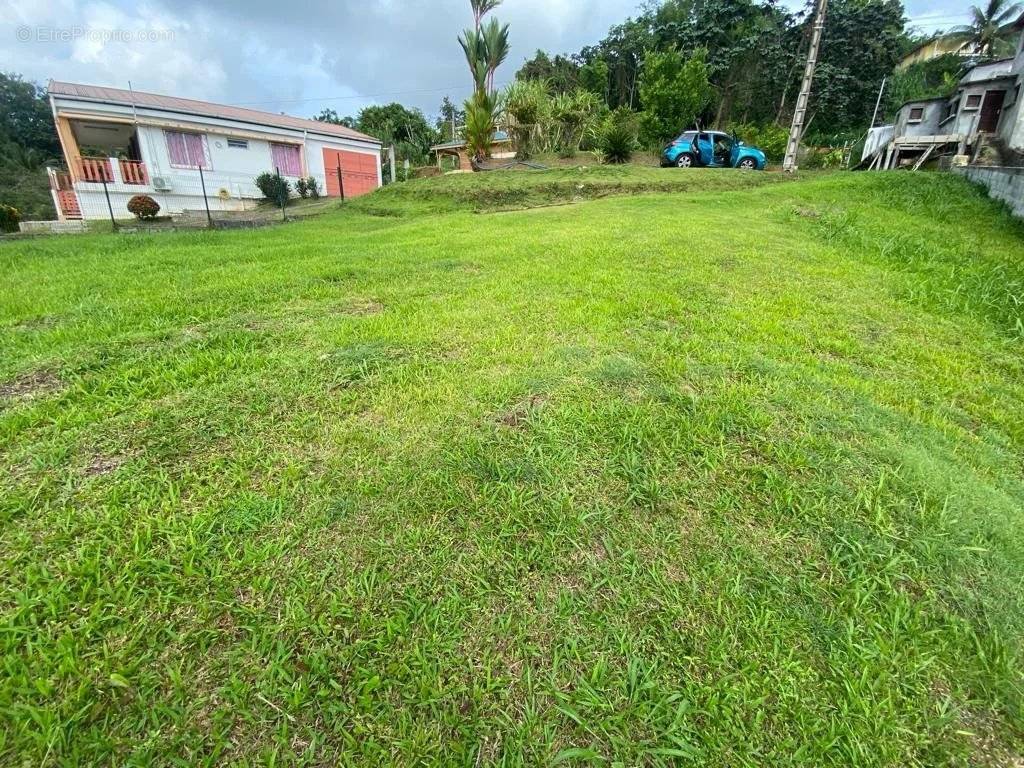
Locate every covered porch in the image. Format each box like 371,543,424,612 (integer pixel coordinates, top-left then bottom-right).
56,117,149,186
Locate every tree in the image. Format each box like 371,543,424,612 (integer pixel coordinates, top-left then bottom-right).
638,47,712,144
354,103,438,164
458,0,509,163
0,73,60,156
316,103,438,167
949,0,1022,55
313,108,356,128
517,51,581,93
884,53,965,118
579,57,610,101
435,96,465,141
0,73,59,220
579,17,654,109
502,79,549,158
808,0,906,137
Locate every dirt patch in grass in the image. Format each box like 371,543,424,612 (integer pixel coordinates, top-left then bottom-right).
0,369,63,399
84,454,125,477
338,298,384,316
496,394,548,428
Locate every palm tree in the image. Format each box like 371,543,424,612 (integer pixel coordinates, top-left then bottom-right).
471,0,502,31
480,17,510,92
949,0,1022,56
458,0,510,164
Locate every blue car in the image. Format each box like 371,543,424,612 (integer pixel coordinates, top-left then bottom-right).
661,130,767,170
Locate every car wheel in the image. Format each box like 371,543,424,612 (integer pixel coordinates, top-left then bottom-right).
738,157,757,170
676,154,694,168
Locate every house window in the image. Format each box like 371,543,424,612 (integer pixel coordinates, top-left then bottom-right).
964,94,982,110
227,138,249,149
270,143,302,177
164,130,209,168
908,107,924,123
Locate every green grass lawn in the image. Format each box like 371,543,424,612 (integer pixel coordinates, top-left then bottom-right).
2,169,1023,766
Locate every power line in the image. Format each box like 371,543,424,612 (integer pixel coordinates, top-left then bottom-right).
229,81,513,108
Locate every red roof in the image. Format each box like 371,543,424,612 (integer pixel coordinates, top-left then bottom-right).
47,80,380,145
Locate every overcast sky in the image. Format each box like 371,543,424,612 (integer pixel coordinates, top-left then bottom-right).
2,0,970,122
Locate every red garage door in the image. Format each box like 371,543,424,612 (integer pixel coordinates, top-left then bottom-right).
322,148,379,198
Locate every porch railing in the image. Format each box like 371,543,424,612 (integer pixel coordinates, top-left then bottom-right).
119,159,148,185
76,156,114,183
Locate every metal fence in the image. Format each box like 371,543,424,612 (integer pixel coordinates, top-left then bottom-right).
49,162,373,231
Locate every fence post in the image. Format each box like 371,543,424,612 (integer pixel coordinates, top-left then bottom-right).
101,177,117,232
198,164,213,228
276,166,287,221
336,159,345,200
388,145,396,184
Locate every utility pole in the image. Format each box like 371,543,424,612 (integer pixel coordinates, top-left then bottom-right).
869,76,887,129
783,0,829,172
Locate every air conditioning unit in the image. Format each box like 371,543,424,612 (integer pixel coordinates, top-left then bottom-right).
152,176,172,191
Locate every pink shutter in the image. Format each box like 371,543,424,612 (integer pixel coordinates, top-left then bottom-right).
165,131,189,166
271,143,301,176
184,133,207,168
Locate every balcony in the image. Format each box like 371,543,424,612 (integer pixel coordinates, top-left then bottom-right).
76,156,114,183
74,156,149,186
119,159,148,185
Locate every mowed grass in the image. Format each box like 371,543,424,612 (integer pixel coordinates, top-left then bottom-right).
1,169,1023,766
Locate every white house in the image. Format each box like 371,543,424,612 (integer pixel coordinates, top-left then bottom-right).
46,81,382,221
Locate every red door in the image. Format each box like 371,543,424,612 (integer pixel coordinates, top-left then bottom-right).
978,90,1006,133
322,148,379,198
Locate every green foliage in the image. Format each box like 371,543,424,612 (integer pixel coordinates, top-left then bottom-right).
0,74,60,220
306,176,320,199
125,195,160,220
435,96,465,141
463,91,501,162
579,57,609,101
638,47,711,146
516,51,581,94
295,177,309,199
254,172,291,206
729,122,788,162
0,202,20,232
459,0,509,165
810,0,906,135
599,108,640,163
948,0,1023,55
316,104,438,168
0,73,60,156
502,79,549,159
549,89,602,157
885,54,965,119
312,108,357,128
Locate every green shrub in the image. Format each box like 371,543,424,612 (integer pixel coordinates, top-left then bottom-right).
126,195,160,220
255,172,291,206
295,177,309,198
729,123,788,162
0,203,20,232
599,108,639,164
306,177,320,199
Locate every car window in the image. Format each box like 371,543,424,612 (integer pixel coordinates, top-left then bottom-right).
678,131,697,142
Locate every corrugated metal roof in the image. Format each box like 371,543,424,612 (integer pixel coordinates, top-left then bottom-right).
48,80,380,145
430,131,510,151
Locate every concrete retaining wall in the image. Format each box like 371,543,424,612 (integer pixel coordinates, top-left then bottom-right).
19,220,90,234
954,165,1024,218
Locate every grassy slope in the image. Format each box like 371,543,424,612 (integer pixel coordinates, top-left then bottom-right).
1,170,1023,766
